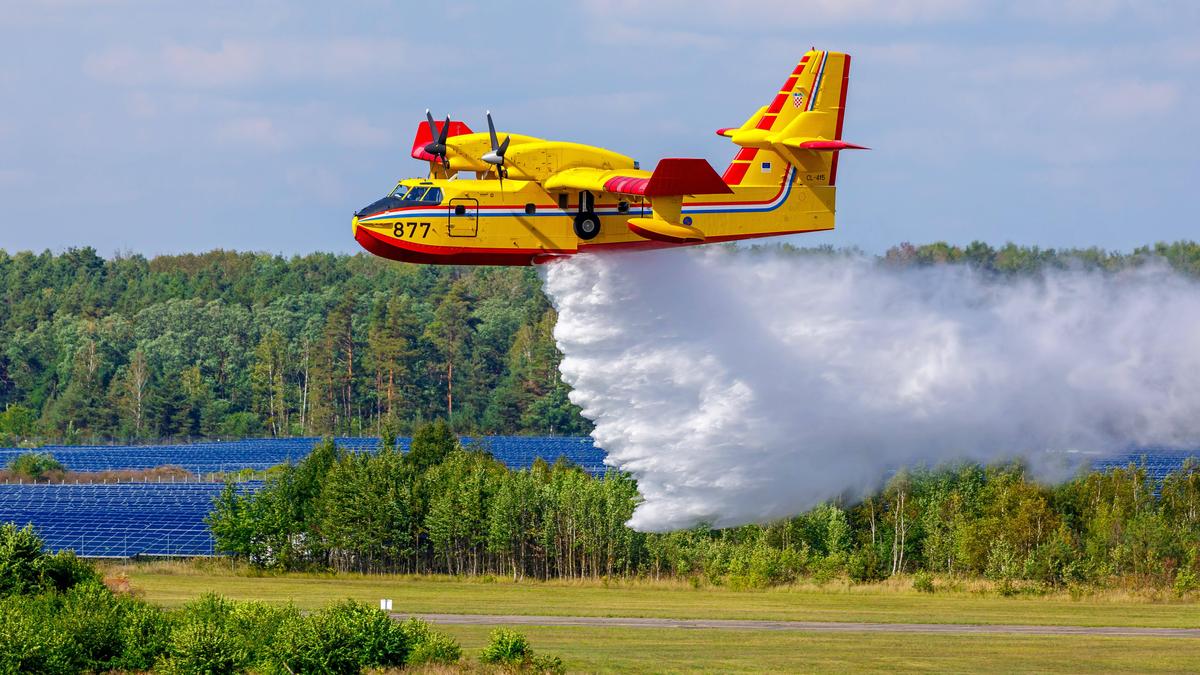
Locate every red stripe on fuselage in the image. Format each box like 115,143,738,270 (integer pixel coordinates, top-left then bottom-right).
355,226,568,266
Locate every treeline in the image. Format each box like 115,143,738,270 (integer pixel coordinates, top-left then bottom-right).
4,241,1200,445
209,422,638,579
881,240,1200,275
0,248,587,444
210,424,1200,592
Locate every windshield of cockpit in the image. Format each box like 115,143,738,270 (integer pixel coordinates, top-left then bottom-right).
389,184,443,204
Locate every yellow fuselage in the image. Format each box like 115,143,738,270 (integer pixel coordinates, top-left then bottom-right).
352,172,834,266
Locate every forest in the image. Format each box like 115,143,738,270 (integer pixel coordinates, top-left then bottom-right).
208,422,1200,592
0,248,585,444
3,240,1199,445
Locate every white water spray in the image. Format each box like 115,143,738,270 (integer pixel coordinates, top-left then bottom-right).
541,248,1200,532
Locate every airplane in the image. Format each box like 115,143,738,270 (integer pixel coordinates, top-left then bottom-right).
352,49,864,266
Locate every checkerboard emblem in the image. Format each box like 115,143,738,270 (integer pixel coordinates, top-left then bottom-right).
793,89,806,108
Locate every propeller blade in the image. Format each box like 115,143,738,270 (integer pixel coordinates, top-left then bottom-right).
423,110,445,156
437,115,451,145
486,111,499,152
425,110,438,144
498,135,510,156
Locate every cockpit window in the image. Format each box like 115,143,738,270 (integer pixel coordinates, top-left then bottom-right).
389,184,410,199
422,188,443,204
404,187,428,202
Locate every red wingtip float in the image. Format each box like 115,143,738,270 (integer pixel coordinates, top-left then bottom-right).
353,49,866,266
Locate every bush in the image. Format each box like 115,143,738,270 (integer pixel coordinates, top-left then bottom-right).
399,617,461,665
912,570,935,594
479,628,563,672
480,627,532,665
1174,568,1199,598
162,620,250,675
0,523,46,597
7,452,64,480
323,600,408,668
57,580,130,671
269,604,369,675
37,550,101,594
119,601,174,671
847,547,885,583
0,595,79,675
0,524,100,598
181,592,236,625
531,653,567,674
226,601,297,668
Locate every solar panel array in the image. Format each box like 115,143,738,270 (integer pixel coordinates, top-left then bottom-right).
0,436,606,558
0,435,607,475
5,437,1194,559
0,482,260,557
1086,449,1200,481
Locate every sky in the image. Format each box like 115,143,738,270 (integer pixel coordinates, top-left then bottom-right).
0,0,1197,256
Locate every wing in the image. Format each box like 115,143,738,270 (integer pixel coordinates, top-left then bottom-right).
543,158,732,198
545,159,732,245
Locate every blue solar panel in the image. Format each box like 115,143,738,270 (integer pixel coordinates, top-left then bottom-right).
1086,449,1200,481
0,482,260,558
0,436,609,476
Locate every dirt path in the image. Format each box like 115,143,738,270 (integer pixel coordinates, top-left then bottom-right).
400,613,1200,638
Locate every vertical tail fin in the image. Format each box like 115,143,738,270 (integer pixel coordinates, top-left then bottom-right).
719,50,857,187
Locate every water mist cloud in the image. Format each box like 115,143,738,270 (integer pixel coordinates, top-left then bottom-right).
541,248,1200,532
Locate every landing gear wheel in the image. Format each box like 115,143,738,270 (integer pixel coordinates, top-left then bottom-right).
574,212,601,240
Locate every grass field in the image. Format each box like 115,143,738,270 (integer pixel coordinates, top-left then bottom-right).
110,563,1200,673
113,562,1200,629
436,625,1200,673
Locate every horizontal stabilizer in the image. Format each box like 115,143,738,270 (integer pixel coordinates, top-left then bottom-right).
627,218,705,244
411,120,473,161
604,158,733,197
784,138,869,151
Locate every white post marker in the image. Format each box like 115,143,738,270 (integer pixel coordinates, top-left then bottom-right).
380,599,393,611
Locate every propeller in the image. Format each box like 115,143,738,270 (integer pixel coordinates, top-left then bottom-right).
423,109,451,169
481,111,511,181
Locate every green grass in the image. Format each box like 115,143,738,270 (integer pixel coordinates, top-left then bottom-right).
440,625,1200,673
112,562,1200,629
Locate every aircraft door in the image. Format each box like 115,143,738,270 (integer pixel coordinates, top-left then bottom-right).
447,197,479,237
